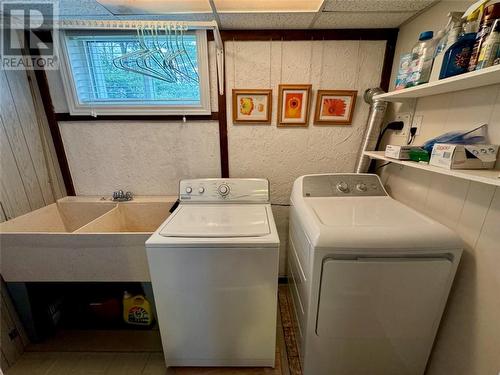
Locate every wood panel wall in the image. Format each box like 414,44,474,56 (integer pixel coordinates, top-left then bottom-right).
0,65,66,222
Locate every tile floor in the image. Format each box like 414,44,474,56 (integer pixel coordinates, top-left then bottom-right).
4,285,301,375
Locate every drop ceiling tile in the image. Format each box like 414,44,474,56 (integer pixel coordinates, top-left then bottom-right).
323,0,437,12
313,11,415,28
219,12,316,29
214,0,324,13
60,0,112,16
96,0,212,15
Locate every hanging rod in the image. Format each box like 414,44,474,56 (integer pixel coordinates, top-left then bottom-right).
60,20,222,49
8,18,225,94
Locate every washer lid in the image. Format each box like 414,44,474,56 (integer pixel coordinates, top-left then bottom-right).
159,204,270,237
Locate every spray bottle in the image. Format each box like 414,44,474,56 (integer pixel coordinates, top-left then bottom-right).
440,6,484,79
429,12,464,82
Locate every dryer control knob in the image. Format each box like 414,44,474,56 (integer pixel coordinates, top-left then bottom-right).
198,187,205,194
356,183,367,192
185,187,192,194
336,182,349,193
218,184,230,196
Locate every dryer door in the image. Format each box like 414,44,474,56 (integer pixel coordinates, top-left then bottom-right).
316,257,453,375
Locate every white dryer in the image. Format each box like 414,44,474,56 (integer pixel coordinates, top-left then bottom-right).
288,173,462,375
146,178,279,368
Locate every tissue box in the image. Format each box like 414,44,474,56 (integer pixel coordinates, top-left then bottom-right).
430,144,499,169
385,145,420,160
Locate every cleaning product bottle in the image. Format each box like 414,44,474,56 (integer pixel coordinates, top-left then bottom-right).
429,29,446,82
429,12,464,81
476,18,500,69
123,291,153,326
469,2,500,71
439,32,477,79
439,11,481,79
406,31,435,87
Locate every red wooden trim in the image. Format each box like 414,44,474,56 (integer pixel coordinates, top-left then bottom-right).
217,41,229,178
220,29,398,41
380,29,399,92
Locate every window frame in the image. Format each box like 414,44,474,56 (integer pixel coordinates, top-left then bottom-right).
59,29,211,116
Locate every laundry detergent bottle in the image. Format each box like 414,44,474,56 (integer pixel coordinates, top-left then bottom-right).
439,32,477,78
440,9,481,79
123,291,153,326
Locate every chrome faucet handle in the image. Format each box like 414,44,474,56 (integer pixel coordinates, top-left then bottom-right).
112,190,133,201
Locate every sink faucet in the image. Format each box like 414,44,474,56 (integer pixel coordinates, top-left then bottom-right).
112,190,133,202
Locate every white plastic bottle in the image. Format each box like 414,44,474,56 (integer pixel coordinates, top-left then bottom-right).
476,18,500,70
429,29,446,82
406,31,435,87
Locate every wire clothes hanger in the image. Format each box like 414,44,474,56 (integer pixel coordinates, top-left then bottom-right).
112,23,200,84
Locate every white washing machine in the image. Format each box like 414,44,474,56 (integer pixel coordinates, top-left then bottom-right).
146,178,279,368
288,173,462,375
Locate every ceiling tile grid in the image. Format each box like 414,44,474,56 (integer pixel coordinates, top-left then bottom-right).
56,0,441,29
313,11,415,29
323,0,437,12
219,13,317,30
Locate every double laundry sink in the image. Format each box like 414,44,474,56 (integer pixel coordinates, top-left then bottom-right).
0,197,175,282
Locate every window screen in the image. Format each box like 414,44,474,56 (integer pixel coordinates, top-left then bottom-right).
59,30,211,115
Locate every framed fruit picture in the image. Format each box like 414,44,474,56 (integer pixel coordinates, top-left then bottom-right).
232,89,272,124
314,90,357,125
277,84,312,127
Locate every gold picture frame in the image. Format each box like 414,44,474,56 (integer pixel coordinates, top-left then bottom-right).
314,90,357,125
232,89,272,124
277,84,312,127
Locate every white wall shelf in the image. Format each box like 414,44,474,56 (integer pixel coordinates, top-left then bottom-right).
374,65,500,102
364,151,500,187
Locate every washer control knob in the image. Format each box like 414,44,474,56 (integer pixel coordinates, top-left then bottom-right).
198,187,205,194
185,186,192,194
336,182,349,193
356,183,367,192
218,184,230,196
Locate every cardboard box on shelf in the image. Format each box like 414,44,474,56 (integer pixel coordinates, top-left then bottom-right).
385,145,422,160
430,144,499,169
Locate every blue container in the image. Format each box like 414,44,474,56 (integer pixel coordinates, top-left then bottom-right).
439,32,477,79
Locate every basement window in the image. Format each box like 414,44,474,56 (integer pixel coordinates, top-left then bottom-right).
59,30,211,115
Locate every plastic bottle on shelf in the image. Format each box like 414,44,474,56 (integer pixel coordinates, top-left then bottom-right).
476,18,500,69
439,11,481,79
429,29,447,82
429,12,464,82
468,2,500,71
406,31,435,87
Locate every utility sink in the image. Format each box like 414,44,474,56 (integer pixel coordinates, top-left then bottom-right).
76,203,171,233
0,201,116,233
0,196,176,282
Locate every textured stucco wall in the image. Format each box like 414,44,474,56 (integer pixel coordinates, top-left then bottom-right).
54,41,221,197
225,40,387,274
225,40,386,204
59,121,221,196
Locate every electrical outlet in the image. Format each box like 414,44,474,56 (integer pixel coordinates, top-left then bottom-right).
411,115,423,136
394,113,411,136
